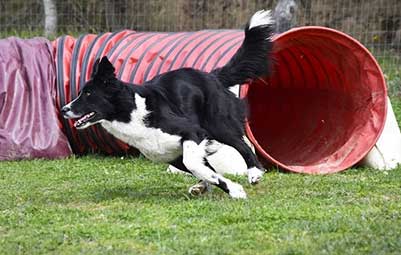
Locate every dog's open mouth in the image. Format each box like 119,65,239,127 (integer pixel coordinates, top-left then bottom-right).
74,112,96,128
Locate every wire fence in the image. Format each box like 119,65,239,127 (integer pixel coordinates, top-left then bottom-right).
1,0,400,94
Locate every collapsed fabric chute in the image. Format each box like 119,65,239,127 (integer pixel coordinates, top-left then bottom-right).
0,37,71,160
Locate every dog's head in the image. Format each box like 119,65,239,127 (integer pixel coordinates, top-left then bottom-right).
61,56,121,129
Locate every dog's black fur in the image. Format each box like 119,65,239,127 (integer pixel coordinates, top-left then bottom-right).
62,11,275,198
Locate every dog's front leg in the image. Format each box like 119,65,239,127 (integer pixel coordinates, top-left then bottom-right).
182,140,247,199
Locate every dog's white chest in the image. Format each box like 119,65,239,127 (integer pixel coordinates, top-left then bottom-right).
102,121,182,162
101,95,182,162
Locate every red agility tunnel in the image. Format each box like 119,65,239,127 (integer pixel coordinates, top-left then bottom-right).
242,27,387,174
53,27,387,173
53,30,244,155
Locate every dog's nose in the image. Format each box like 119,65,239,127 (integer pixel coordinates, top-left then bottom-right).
61,106,70,115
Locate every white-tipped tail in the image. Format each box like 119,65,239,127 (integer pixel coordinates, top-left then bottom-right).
212,9,274,87
249,10,274,30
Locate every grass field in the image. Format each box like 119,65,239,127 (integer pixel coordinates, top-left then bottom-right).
1,105,401,255
0,98,400,255
0,33,400,254
1,155,401,255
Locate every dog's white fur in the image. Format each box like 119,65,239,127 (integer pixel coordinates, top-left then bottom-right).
101,94,183,162
100,94,248,199
182,140,247,199
101,94,248,198
249,10,274,30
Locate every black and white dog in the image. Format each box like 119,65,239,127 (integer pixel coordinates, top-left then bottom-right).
62,10,274,199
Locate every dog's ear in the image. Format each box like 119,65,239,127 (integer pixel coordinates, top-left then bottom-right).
91,58,101,79
91,58,100,79
91,56,116,83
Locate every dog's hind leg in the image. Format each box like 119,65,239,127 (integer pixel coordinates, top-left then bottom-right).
175,139,247,199
188,181,211,196
233,139,265,185
169,159,212,196
166,164,191,175
212,136,265,185
183,139,247,199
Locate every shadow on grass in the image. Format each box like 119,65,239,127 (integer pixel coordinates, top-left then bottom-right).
90,184,193,202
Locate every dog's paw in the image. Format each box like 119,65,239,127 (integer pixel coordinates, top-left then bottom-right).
248,167,264,185
188,182,210,196
228,182,247,199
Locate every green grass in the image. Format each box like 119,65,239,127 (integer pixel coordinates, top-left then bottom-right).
0,155,401,255
376,54,401,97
0,32,400,255
0,91,400,255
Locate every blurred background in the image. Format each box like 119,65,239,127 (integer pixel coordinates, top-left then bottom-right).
0,0,400,95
